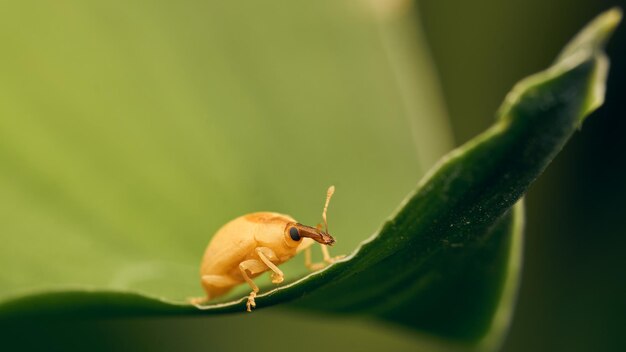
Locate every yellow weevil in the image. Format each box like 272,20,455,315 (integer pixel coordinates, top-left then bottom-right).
191,186,342,311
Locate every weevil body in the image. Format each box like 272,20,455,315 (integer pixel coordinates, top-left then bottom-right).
193,186,341,311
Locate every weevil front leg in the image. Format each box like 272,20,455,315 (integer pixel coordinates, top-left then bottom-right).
239,259,267,312
305,225,345,271
256,247,284,284
320,244,345,264
304,246,344,270
304,246,324,271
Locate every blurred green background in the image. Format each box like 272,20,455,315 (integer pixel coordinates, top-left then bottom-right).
1,0,624,351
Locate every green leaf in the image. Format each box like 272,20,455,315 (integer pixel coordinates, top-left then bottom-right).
0,0,449,316
0,5,620,352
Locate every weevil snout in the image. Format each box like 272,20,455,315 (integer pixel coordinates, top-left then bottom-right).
305,230,335,246
291,224,335,246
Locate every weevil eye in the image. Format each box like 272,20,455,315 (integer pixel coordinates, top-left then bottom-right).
289,227,301,241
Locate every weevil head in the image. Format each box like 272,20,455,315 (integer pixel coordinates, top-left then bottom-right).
284,222,335,247
283,186,337,251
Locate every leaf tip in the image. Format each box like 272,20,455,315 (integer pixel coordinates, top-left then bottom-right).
604,7,623,30
500,8,621,126
556,7,622,63
576,8,621,123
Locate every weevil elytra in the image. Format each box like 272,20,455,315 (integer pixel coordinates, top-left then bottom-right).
191,186,342,312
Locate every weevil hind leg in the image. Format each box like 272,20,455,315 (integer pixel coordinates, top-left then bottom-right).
239,259,266,312
189,296,208,306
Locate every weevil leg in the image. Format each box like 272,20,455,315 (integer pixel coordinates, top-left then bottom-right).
305,246,326,271
305,244,345,271
189,296,208,305
321,245,331,262
320,245,345,263
256,247,284,284
239,259,266,312
306,224,325,270
305,245,312,266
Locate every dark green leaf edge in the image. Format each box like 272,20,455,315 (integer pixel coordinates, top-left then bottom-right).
0,8,620,329
472,201,524,352
363,201,525,352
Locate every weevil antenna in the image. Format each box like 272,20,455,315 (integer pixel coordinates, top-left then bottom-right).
322,185,335,234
